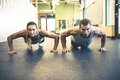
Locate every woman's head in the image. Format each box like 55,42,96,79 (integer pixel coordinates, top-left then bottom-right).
26,21,38,37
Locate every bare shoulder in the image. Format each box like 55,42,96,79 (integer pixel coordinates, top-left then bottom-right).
17,29,27,35
38,29,42,32
38,29,46,33
38,29,48,34
91,26,106,35
19,29,27,33
91,26,103,31
61,27,79,36
67,27,79,33
38,29,52,36
11,29,27,36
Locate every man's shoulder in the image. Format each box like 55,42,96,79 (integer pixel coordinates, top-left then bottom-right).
67,27,79,32
67,28,80,36
58,27,78,34
91,26,102,30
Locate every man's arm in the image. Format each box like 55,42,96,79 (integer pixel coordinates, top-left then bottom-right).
94,27,107,52
99,33,107,52
7,30,26,54
39,30,59,52
61,29,78,53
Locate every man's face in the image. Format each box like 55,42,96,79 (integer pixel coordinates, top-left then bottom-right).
80,24,91,37
27,25,38,37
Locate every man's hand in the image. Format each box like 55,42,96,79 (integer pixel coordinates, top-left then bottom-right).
8,50,17,55
99,47,107,52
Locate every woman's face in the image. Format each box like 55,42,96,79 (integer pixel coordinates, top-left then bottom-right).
27,25,38,37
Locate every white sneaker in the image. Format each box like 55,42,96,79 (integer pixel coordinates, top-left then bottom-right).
38,43,44,49
28,46,32,50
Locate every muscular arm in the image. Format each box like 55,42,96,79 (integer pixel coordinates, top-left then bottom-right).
61,29,78,52
7,30,26,52
93,27,107,51
39,29,59,51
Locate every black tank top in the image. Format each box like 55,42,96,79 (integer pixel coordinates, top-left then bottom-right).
24,32,44,44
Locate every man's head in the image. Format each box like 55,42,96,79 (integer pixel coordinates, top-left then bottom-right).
79,19,91,37
26,21,38,37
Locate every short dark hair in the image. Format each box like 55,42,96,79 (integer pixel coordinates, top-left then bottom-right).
26,21,37,29
79,19,91,28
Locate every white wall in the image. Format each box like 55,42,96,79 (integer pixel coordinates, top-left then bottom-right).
85,0,103,24
0,0,37,42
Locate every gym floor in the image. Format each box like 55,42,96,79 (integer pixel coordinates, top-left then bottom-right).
0,37,120,80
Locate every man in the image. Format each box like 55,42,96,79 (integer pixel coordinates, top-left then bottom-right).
7,21,59,54
61,18,107,53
